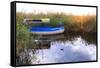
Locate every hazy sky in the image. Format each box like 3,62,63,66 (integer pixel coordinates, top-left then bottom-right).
16,3,96,15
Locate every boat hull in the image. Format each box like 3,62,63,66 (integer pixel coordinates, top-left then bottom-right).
29,26,64,35
30,29,64,35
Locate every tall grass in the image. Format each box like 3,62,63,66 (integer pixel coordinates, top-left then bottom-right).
16,12,96,64
16,12,96,54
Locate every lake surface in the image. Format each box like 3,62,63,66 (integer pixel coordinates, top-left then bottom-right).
16,34,96,65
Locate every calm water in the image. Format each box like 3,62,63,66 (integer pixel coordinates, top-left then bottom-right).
16,34,96,65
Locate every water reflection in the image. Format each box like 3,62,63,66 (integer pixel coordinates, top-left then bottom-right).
16,34,96,65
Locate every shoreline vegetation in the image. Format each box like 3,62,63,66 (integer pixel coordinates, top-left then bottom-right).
16,12,96,33
16,12,96,65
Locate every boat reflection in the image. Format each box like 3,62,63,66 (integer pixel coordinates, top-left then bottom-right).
16,33,96,65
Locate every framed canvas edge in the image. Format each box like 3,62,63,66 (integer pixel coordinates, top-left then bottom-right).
10,1,98,67
10,1,16,67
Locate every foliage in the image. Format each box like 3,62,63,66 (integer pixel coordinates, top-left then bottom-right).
16,12,96,54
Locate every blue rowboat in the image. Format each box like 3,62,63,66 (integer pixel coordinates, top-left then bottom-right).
24,18,64,35
29,26,64,35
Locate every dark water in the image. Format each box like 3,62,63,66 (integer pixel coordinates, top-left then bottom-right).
16,34,96,65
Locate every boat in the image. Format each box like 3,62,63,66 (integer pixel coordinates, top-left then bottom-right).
24,18,64,35
23,18,50,24
29,26,64,35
